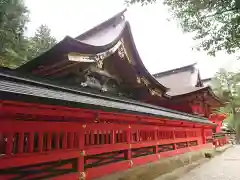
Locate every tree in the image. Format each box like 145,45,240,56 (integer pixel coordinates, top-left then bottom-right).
0,0,29,68
211,68,240,141
126,0,240,56
0,0,57,68
28,25,56,60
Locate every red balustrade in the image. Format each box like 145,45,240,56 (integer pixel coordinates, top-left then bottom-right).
0,101,215,179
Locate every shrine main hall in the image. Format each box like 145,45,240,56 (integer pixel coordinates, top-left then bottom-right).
0,9,226,180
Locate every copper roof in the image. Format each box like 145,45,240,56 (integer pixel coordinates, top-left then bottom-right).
167,86,207,96
153,63,202,96
16,9,169,99
153,64,223,106
153,63,197,78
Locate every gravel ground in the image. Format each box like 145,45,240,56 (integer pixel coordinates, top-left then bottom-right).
178,145,240,180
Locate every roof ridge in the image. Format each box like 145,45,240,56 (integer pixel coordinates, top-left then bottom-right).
76,9,127,40
153,63,197,77
202,77,212,81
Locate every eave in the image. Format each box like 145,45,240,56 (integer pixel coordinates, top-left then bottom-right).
169,86,224,107
0,71,214,125
16,10,169,99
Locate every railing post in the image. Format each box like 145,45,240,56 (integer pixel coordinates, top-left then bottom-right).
18,132,24,153
201,128,206,144
28,132,34,153
78,124,86,180
6,133,13,155
125,125,132,166
154,127,158,154
173,128,177,150
38,132,43,153
110,130,115,144
186,129,191,151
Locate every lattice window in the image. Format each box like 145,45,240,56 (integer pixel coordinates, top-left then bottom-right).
85,131,111,145
138,130,155,141
187,131,197,137
157,131,173,139
174,131,187,138
0,131,79,155
131,130,139,142
85,130,127,146
115,130,126,143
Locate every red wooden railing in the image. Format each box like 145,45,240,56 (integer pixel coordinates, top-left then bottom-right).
213,133,228,147
0,101,214,180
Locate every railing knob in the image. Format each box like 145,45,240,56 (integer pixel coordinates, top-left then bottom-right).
80,150,86,156
79,172,86,180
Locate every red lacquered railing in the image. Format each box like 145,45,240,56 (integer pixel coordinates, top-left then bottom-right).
0,101,215,180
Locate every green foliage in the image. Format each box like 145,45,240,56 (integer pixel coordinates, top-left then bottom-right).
126,0,240,56
212,68,239,101
212,68,240,132
28,25,56,60
0,0,56,68
0,0,29,68
223,114,235,131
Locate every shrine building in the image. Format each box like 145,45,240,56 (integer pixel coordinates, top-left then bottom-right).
0,10,225,180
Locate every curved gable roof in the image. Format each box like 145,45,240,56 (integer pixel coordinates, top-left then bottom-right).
153,63,200,93
153,63,197,78
153,64,223,106
17,9,168,97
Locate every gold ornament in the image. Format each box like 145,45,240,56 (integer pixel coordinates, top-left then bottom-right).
136,76,141,84
129,160,134,167
141,77,150,86
96,60,104,69
80,150,86,156
79,172,86,180
118,46,125,59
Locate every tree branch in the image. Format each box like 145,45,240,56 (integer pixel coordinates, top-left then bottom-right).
205,7,237,18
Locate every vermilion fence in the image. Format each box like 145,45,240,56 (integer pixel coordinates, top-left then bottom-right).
213,133,228,147
0,101,214,180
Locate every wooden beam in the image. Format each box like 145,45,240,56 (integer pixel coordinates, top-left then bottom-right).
31,60,68,75
42,62,80,76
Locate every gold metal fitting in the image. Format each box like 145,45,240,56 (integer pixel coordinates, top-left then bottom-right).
80,150,86,156
136,76,141,84
79,172,86,180
129,160,133,167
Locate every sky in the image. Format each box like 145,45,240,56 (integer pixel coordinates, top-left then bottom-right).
25,0,240,79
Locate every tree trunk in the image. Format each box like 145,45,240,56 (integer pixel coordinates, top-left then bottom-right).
231,102,238,143
236,126,240,144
